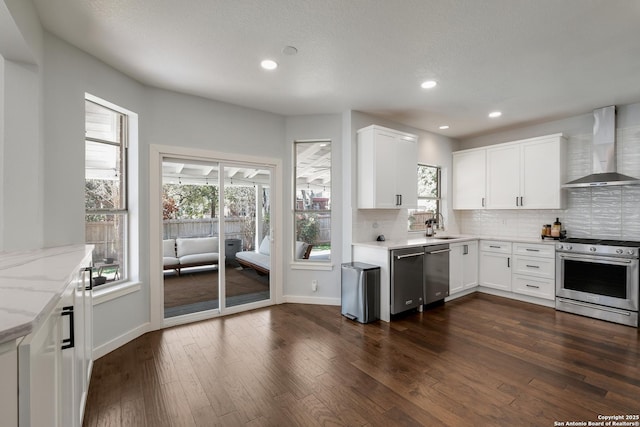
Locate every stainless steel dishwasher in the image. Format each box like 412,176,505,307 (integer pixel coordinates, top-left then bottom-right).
390,247,425,314
424,244,451,304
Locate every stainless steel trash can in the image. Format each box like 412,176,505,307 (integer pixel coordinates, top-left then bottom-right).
341,262,380,323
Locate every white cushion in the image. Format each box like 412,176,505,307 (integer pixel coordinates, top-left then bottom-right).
236,251,270,270
163,256,180,267
258,236,271,255
163,239,176,257
179,253,219,265
176,237,219,257
295,241,308,259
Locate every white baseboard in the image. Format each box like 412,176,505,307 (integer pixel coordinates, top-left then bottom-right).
282,295,341,306
477,286,555,308
92,322,151,360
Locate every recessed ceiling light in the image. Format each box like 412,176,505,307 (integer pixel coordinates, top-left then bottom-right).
420,80,437,89
261,59,278,70
489,111,502,118
439,125,449,130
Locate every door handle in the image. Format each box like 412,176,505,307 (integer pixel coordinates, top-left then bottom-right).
520,196,523,206
61,306,75,350
481,197,485,207
426,249,451,255
507,257,510,268
396,252,424,259
84,266,93,291
515,196,519,207
526,264,540,268
463,244,469,255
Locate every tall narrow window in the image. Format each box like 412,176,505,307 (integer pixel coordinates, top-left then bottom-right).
294,141,331,261
85,99,128,285
408,164,441,232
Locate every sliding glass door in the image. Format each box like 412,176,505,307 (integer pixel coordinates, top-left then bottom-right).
161,158,273,319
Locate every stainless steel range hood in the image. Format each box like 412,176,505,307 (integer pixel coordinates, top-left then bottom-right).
562,106,640,188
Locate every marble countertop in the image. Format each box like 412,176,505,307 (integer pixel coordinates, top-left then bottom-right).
352,234,557,250
0,245,93,345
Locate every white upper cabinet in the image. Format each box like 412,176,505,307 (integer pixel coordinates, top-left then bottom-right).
357,125,418,209
454,133,566,210
486,144,520,209
519,136,566,209
452,149,486,209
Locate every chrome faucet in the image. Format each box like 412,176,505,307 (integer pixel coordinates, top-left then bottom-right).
434,213,445,231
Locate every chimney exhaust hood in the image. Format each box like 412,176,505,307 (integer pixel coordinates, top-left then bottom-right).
562,106,640,188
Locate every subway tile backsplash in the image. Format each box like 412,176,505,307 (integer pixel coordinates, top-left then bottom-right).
457,125,640,241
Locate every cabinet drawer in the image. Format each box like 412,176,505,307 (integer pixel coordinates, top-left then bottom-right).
513,243,555,258
512,255,554,279
480,240,512,254
512,274,555,300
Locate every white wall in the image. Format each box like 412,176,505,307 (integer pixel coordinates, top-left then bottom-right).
0,0,44,251
347,111,460,245
456,102,640,240
284,114,342,304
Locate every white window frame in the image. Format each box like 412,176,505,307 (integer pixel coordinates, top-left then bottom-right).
293,139,332,266
409,164,442,233
85,94,139,295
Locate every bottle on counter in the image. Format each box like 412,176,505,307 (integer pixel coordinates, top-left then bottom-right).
551,218,562,238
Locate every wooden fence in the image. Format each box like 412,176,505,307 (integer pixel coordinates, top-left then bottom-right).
87,215,331,259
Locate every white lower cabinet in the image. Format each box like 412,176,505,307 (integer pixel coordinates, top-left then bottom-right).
17,254,92,427
449,241,478,295
479,241,512,291
512,242,555,300
18,300,63,427
1,341,18,427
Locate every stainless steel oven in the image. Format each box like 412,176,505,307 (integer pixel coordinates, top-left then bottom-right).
556,239,639,327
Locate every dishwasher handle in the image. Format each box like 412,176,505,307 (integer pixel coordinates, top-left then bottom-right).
426,248,451,255
395,252,424,259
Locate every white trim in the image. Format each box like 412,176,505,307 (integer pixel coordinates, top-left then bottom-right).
282,295,341,306
92,322,150,360
92,281,141,305
445,287,477,302
149,144,283,330
477,287,555,308
290,261,334,271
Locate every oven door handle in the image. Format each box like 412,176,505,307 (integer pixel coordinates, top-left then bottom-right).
558,253,635,266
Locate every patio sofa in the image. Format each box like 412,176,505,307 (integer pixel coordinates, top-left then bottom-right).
235,236,312,275
163,237,220,275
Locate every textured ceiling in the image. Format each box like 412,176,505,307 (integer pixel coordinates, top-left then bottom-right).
32,0,640,138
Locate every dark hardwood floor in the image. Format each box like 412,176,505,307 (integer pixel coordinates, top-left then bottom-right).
83,293,640,426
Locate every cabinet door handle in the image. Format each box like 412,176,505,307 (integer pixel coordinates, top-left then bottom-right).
489,245,501,248
515,196,519,207
481,197,485,207
525,248,540,252
399,194,402,206
520,196,523,206
61,306,75,350
507,257,510,268
526,284,540,289
526,264,540,269
463,244,469,255
84,266,93,291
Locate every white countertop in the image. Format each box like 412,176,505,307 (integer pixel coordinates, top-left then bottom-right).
352,234,558,250
0,245,93,345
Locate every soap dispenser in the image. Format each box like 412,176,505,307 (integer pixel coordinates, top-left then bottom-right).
425,220,434,237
